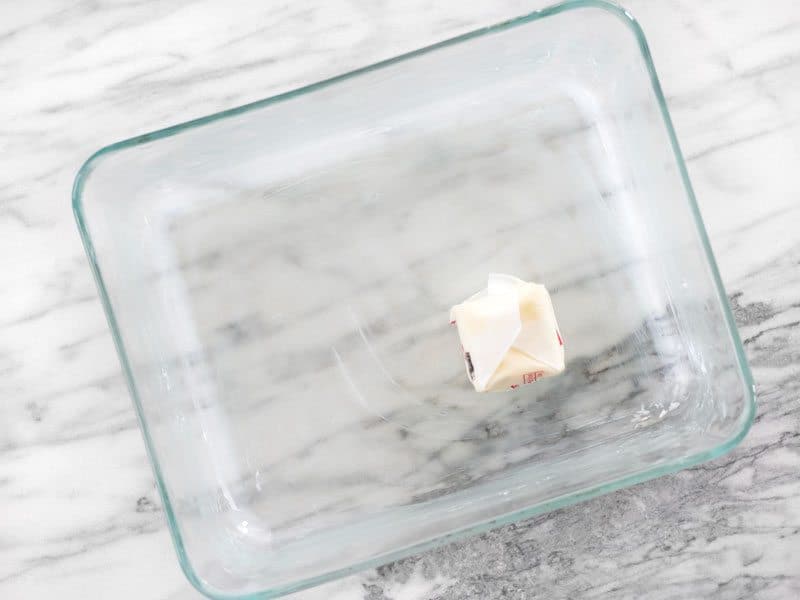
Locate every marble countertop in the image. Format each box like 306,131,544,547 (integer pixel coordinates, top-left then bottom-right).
2,1,799,598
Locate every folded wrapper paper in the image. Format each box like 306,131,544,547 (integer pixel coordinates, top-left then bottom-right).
449,274,565,392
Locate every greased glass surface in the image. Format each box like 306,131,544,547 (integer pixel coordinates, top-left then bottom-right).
74,2,755,598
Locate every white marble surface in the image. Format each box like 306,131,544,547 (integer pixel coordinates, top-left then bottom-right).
2,1,799,598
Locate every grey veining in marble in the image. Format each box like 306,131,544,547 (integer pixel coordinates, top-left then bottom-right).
2,0,800,599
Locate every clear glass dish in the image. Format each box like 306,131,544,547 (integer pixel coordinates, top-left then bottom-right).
73,1,755,598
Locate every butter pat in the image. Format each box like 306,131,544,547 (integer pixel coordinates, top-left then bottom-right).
450,274,565,392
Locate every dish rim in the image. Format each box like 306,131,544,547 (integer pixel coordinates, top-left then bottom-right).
72,1,757,598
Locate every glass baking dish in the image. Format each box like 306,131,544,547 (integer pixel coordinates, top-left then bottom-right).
73,1,755,598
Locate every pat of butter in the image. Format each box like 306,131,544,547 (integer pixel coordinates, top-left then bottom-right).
449,274,565,392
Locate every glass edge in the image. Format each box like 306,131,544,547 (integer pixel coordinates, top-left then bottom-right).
72,0,625,176
71,124,207,600
70,1,757,598
626,3,757,423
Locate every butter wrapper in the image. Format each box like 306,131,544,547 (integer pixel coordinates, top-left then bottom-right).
450,274,565,392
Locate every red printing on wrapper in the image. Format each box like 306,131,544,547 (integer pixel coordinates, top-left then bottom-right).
523,371,544,384
556,329,563,346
